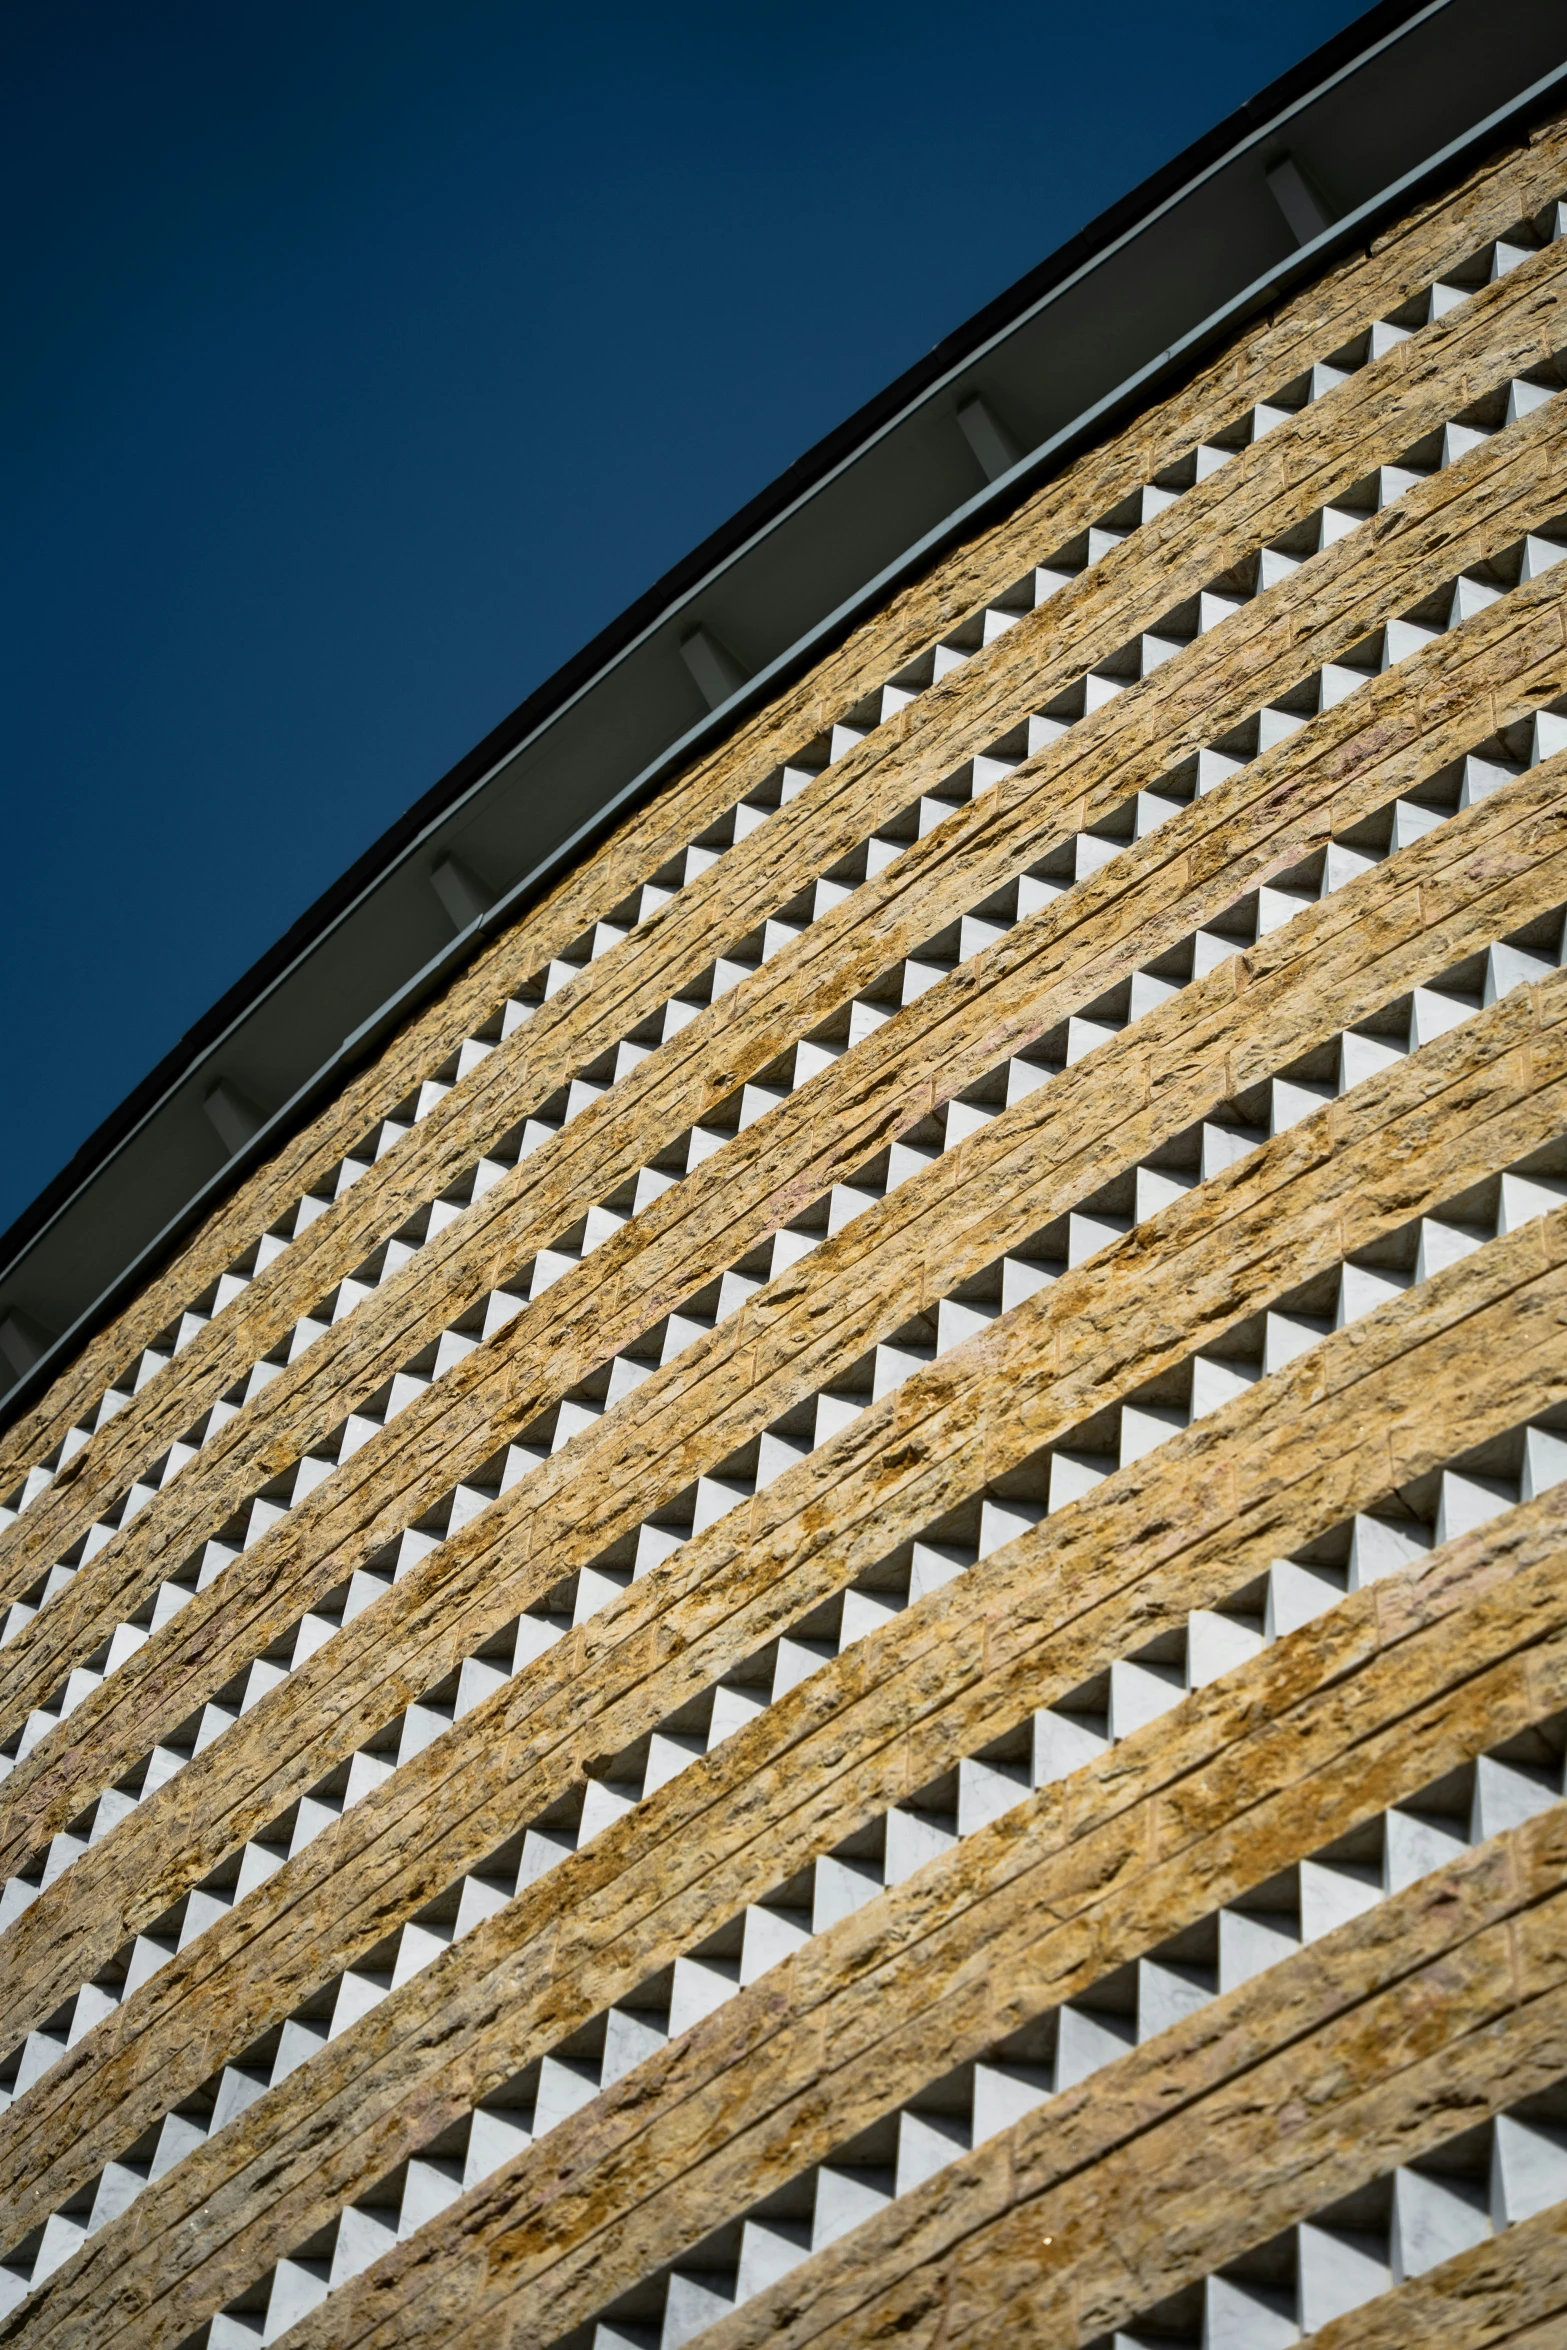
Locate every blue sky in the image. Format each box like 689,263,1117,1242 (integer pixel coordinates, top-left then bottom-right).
0,0,1367,1231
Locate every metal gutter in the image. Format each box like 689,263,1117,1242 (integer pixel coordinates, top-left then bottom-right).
4,0,1565,1426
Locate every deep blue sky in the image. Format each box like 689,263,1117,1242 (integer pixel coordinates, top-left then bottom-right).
1,0,1366,1231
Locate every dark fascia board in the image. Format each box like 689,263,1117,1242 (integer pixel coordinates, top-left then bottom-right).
4,0,1565,1429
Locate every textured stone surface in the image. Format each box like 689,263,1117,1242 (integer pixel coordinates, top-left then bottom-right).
12,719,1567,2058
5,109,1567,2350
8,1190,1567,2273
7,870,1567,2080
637,1841,1567,2350
9,538,1567,1753
1298,2196,1567,2347
8,583,1567,1922
259,1526,1567,2350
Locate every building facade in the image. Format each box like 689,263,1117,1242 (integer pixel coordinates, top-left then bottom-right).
4,15,1567,2349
